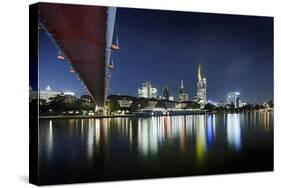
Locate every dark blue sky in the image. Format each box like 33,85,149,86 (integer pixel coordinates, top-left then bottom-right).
39,32,85,96
39,7,273,104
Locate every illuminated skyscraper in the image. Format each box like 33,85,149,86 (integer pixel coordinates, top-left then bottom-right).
227,92,240,108
162,85,170,100
178,80,188,102
138,81,157,98
195,64,207,106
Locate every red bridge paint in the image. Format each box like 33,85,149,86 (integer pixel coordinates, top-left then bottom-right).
39,3,107,107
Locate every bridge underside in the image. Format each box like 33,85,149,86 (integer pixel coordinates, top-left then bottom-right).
38,3,108,107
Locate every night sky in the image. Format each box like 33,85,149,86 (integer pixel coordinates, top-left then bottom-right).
39,7,273,104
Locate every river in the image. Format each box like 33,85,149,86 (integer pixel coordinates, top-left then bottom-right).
38,112,273,185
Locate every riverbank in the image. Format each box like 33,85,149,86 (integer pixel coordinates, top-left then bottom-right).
39,114,135,119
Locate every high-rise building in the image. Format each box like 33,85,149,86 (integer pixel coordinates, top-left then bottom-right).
178,80,188,102
227,92,240,108
138,81,157,98
162,85,169,100
195,64,207,106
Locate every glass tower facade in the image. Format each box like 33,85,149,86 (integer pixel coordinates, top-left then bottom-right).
195,64,207,106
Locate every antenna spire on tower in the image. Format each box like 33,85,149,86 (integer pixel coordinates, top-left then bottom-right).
180,80,184,88
198,64,202,81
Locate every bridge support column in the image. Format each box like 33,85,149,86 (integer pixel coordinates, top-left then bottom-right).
95,106,107,115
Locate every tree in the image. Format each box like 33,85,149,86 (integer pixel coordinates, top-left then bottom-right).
185,101,200,109
204,103,216,111
47,95,77,114
268,100,273,108
107,99,120,114
240,104,254,111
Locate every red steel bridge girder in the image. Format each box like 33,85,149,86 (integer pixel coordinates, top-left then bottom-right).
38,3,108,107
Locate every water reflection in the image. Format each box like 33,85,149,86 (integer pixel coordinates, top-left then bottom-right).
87,119,94,159
135,115,211,160
263,112,271,131
137,118,158,157
39,112,273,177
227,114,241,151
47,120,53,158
207,115,214,147
195,115,207,162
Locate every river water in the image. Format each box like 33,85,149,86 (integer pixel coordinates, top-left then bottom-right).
38,112,273,185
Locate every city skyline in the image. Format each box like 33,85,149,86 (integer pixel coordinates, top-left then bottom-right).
37,7,273,104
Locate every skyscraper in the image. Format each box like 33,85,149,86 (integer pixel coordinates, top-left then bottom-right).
178,80,188,102
227,92,240,108
162,85,169,100
138,81,157,98
195,64,207,106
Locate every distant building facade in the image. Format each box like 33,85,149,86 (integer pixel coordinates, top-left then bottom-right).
239,101,248,108
178,80,188,102
138,81,157,98
227,92,240,108
107,95,135,111
169,96,174,101
40,86,63,102
162,85,169,100
80,95,94,103
118,100,133,108
194,64,207,107
30,85,63,102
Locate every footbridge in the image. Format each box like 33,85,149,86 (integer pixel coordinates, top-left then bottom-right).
38,3,117,109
